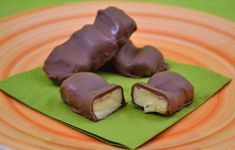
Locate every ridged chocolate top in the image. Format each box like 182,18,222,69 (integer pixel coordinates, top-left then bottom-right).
43,6,137,84
60,72,126,121
113,40,168,78
132,71,194,115
94,6,137,47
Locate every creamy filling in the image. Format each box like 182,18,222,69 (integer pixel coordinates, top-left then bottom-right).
93,88,122,120
133,86,168,114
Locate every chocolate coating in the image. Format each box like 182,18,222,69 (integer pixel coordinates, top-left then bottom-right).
43,6,137,84
43,25,118,84
132,71,194,115
94,6,137,47
113,40,169,78
60,72,126,121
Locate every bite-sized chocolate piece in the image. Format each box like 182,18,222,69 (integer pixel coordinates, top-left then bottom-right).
94,6,137,47
43,25,118,84
60,72,126,121
113,40,168,78
43,6,137,84
131,71,194,116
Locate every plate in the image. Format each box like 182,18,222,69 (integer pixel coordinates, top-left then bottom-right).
0,2,234,149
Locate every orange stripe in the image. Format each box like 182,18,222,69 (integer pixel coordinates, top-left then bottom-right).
0,14,94,45
204,121,235,148
130,12,235,40
0,4,60,24
2,35,67,78
157,91,222,139
8,99,98,142
152,90,234,148
139,28,235,66
0,115,82,150
0,127,48,149
161,48,205,66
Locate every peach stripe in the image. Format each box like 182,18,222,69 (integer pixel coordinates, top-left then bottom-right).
130,12,235,39
2,35,65,78
0,14,93,45
156,120,234,150
156,92,221,138
7,98,98,142
0,4,60,24
0,116,81,150
0,128,48,149
139,29,235,65
204,121,235,148
148,91,234,149
161,48,204,66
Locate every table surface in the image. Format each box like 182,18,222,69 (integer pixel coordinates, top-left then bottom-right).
1,0,235,21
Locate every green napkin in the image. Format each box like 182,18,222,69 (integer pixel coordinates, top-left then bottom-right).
0,60,231,149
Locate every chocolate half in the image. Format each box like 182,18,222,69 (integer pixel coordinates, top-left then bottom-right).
113,40,168,78
131,71,194,116
43,6,137,84
60,72,126,121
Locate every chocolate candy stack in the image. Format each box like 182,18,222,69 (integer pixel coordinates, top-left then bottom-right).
43,6,194,121
43,7,137,84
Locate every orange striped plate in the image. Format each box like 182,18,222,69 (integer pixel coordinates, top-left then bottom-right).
0,2,235,150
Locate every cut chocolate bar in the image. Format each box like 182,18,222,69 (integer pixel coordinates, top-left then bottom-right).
60,72,126,121
131,71,194,116
113,40,168,78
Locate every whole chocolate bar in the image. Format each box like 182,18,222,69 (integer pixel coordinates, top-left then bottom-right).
43,7,137,84
113,40,168,78
131,71,194,116
60,72,126,121
43,25,118,84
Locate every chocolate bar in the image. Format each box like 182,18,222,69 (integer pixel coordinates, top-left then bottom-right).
60,72,126,121
131,71,194,116
113,40,168,78
43,7,137,84
43,25,118,84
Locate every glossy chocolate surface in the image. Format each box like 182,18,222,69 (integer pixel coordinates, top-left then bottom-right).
43,7,137,84
113,40,168,78
94,6,137,47
60,72,126,121
132,71,194,115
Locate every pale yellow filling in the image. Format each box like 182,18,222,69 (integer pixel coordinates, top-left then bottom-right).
93,88,122,120
133,87,168,114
